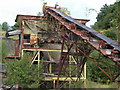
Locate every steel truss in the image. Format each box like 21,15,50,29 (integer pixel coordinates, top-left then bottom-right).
44,7,120,87
5,6,120,88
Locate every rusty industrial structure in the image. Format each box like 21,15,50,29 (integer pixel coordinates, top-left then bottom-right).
5,6,120,88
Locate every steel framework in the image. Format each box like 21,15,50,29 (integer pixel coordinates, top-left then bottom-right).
5,6,120,88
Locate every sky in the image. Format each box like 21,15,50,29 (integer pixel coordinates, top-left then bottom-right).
0,0,116,27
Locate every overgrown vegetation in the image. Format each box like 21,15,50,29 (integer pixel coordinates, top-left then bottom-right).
87,1,120,87
4,54,43,88
0,22,19,31
87,50,120,84
92,2,120,42
86,80,120,88
2,22,9,31
0,24,2,30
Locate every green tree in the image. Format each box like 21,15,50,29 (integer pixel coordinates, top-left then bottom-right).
0,24,2,30
93,4,117,30
92,2,120,41
4,55,43,88
10,23,19,30
2,22,9,31
87,50,119,84
115,1,120,42
103,29,117,40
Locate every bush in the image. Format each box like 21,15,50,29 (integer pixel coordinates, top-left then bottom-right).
4,54,43,88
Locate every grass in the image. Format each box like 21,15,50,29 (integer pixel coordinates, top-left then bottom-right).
9,35,19,40
0,31,6,38
86,80,120,88
0,30,19,39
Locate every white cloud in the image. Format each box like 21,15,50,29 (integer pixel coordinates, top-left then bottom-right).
0,0,116,26
0,0,42,25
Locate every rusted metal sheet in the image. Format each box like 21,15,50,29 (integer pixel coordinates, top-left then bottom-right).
30,34,37,45
74,18,90,25
15,39,20,56
5,55,20,59
15,15,44,22
6,30,21,37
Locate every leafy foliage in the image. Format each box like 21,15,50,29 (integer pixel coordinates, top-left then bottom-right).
2,40,8,58
0,24,2,30
93,3,118,30
10,23,19,30
2,22,9,31
4,55,43,88
102,29,117,40
87,50,119,84
92,2,120,41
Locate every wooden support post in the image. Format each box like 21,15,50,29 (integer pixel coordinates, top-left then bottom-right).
69,55,72,88
49,63,52,74
84,63,86,88
21,49,24,57
53,80,56,88
84,79,86,88
31,51,38,64
84,63,86,79
21,21,25,48
38,51,40,77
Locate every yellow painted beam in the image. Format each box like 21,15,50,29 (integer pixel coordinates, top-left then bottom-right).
49,63,52,73
43,77,86,81
31,51,39,64
22,48,67,52
31,60,76,63
41,60,75,63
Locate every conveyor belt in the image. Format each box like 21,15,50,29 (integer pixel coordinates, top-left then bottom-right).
45,8,120,85
49,8,120,52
